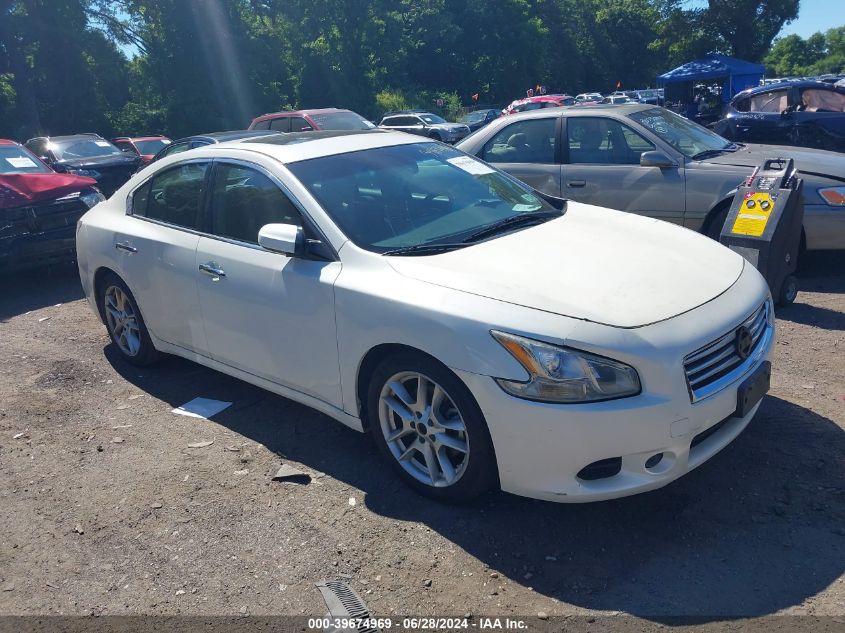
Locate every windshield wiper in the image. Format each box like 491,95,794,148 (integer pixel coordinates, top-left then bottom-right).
461,210,561,244
691,144,740,160
381,242,469,256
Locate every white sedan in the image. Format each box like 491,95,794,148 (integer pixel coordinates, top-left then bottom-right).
76,130,775,503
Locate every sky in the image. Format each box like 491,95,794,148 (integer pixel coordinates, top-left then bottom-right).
779,0,836,38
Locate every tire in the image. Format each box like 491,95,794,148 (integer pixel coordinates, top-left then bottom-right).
366,353,497,503
704,206,730,241
99,272,161,366
777,274,798,306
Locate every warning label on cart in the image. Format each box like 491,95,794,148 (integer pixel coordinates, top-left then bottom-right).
732,191,775,237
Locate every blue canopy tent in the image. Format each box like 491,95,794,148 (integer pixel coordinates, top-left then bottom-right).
657,54,765,103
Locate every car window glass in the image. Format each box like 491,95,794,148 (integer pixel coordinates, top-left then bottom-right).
210,163,302,244
288,142,554,252
0,145,52,174
748,90,788,113
165,142,190,156
800,89,845,112
290,117,311,132
482,118,556,164
567,117,654,165
734,97,751,112
140,162,209,229
252,119,271,130
269,117,291,132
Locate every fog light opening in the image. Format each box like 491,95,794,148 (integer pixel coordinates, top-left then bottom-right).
645,453,663,469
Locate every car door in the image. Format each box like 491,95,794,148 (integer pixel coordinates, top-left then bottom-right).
795,86,845,149
478,117,562,197
194,160,343,406
561,116,685,225
741,88,791,143
115,160,210,353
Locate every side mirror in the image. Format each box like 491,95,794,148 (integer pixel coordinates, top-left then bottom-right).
258,223,304,257
640,151,675,168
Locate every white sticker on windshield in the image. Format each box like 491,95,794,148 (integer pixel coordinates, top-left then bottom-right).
513,203,541,212
161,139,171,144
94,140,111,147
447,155,495,175
5,157,37,168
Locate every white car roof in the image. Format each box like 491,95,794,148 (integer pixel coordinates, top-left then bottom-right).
212,130,424,164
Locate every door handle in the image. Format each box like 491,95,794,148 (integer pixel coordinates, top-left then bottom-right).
567,180,586,188
115,241,137,253
199,262,226,278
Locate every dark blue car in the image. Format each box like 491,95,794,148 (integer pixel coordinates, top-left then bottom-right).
713,80,845,152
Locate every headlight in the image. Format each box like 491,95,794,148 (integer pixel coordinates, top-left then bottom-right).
819,187,845,206
69,168,101,178
491,330,641,403
80,191,106,208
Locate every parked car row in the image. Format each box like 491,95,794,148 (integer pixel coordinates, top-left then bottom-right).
4,92,843,275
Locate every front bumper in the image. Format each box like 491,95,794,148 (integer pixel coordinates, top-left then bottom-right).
453,306,775,503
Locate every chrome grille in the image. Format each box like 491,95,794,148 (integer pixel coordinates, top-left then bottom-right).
684,301,769,402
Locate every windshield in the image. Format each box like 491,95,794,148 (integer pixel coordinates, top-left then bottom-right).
629,107,732,158
51,138,123,160
310,111,375,130
420,114,446,124
638,90,658,98
288,142,556,253
463,112,485,123
135,139,170,154
0,145,52,174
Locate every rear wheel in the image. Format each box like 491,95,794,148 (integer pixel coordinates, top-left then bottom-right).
367,353,496,503
99,273,161,366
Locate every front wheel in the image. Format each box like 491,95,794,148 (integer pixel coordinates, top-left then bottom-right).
367,354,496,503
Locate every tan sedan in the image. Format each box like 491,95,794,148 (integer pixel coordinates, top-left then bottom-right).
457,104,845,250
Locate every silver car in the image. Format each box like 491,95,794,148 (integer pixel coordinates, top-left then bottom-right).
457,104,845,250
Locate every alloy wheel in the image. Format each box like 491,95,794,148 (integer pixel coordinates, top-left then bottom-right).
104,285,141,357
378,371,470,487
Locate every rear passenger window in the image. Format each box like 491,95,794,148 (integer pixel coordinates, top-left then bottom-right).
290,117,312,132
482,118,556,164
137,162,209,229
269,117,291,133
252,119,271,130
210,163,302,244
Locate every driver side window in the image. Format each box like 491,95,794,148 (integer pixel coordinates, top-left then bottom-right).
132,162,209,230
210,163,303,244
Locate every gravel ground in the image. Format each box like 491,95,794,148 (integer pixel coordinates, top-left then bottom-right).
0,254,843,625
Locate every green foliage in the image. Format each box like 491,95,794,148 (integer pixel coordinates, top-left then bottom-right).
765,27,845,77
0,0,837,141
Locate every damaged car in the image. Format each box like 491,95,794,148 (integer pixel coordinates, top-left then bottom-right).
1,139,105,271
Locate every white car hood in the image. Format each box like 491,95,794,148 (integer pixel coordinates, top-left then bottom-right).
387,203,745,328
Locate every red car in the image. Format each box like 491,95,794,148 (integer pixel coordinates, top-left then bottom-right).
502,95,576,115
1,139,103,271
248,108,375,132
110,136,172,165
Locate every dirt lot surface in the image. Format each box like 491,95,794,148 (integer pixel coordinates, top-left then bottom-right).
0,254,843,626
